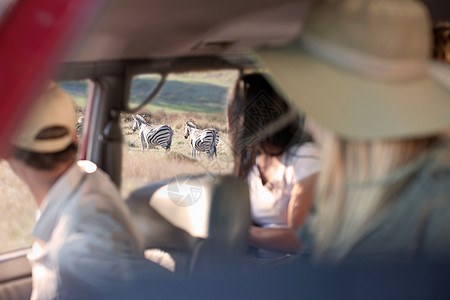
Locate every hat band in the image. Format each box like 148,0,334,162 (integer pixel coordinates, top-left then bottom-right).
300,31,427,81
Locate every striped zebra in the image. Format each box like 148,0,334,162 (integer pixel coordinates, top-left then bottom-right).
132,114,174,153
184,120,219,160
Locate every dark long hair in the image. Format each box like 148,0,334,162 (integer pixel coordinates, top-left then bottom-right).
227,73,312,178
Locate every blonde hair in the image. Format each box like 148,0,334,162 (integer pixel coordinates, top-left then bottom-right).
311,133,439,264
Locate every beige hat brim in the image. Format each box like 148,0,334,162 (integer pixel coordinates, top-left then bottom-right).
255,46,450,140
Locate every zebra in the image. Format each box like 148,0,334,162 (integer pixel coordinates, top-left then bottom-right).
132,114,174,153
184,120,219,160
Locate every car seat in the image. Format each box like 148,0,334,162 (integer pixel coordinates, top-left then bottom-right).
125,174,251,277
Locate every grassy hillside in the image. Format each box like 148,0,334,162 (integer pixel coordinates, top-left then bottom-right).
61,70,239,114
59,80,88,107
131,78,228,113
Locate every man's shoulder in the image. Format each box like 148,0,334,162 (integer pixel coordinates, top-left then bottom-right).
75,161,121,199
62,162,129,231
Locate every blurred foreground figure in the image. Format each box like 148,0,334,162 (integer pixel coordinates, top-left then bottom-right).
257,0,450,265
6,81,169,299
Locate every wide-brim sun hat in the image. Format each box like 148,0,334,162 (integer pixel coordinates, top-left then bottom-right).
255,0,450,140
11,80,77,153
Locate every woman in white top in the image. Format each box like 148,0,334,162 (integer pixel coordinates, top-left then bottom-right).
227,73,320,258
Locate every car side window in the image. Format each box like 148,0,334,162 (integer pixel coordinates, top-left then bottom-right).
0,80,88,254
0,161,35,253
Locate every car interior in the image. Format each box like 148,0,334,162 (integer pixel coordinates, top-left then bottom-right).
0,0,449,299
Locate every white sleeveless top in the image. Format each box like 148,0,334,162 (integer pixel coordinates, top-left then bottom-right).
247,143,320,228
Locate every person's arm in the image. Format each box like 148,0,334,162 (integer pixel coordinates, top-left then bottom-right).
248,173,318,253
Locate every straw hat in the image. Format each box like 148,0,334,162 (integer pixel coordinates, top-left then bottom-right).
255,0,450,140
11,81,77,153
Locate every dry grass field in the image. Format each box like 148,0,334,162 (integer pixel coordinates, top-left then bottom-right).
120,110,233,197
0,161,36,253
